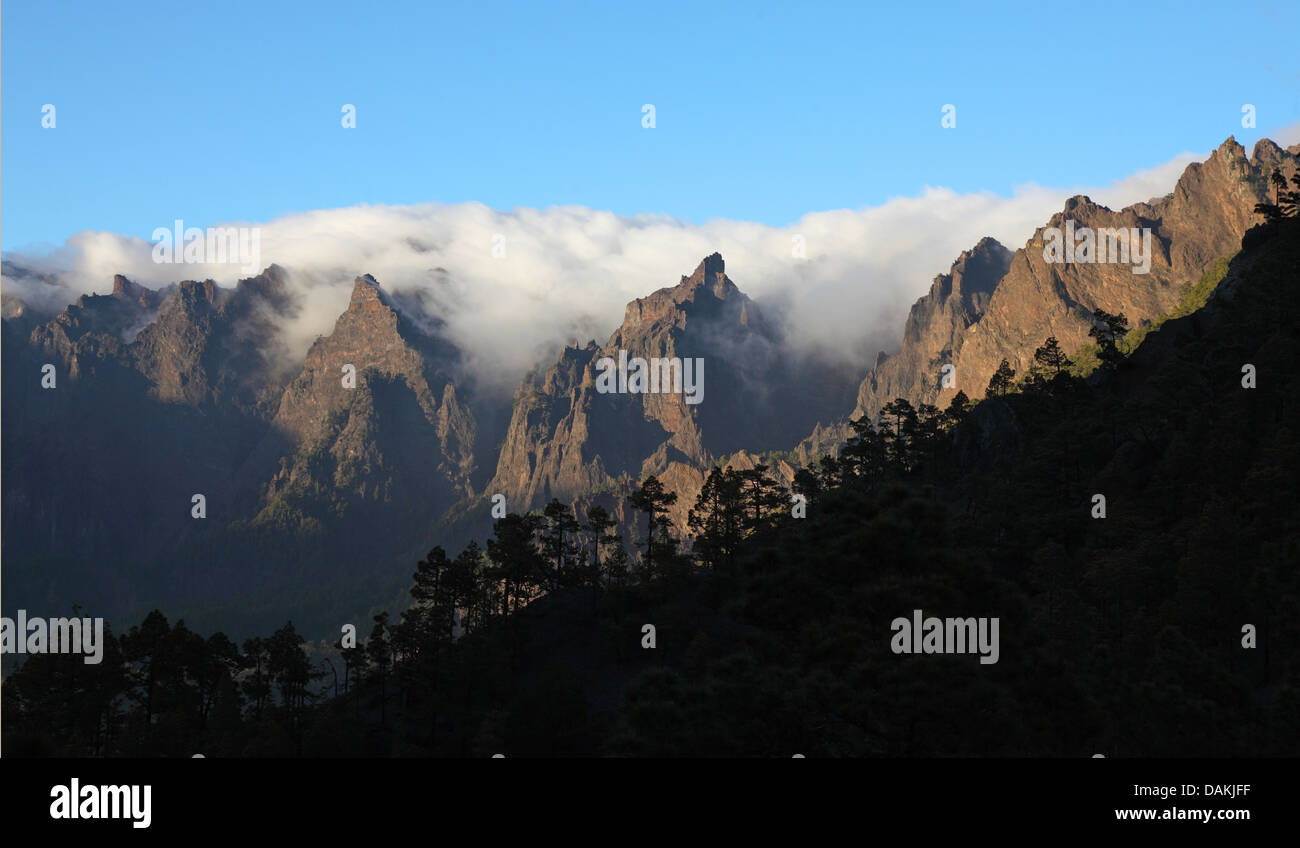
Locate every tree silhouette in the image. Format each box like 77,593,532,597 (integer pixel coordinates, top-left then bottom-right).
339,636,367,717
628,475,678,578
945,390,971,427
879,397,915,439
737,465,787,534
1089,309,1130,369
1032,336,1072,376
1027,336,1075,397
1285,171,1300,217
122,611,176,736
541,499,582,589
266,621,313,753
816,453,845,490
1255,169,1297,225
1254,199,1286,226
986,358,1016,397
842,415,888,483
583,504,619,588
486,512,545,616
792,465,825,509
689,466,744,570
366,612,392,728
447,541,486,634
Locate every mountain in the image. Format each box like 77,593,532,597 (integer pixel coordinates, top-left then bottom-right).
1,268,499,635
2,269,292,592
801,136,1300,458
484,252,856,528
243,274,482,526
5,134,1296,640
16,210,1296,759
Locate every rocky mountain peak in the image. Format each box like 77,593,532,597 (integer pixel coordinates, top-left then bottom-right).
349,273,392,312
234,265,290,303
26,274,170,358
245,271,481,538
1061,194,1102,215
681,251,727,286
1216,135,1245,158
944,237,1012,304
1252,138,1286,163
678,252,741,305
1250,138,1300,183
165,279,224,319
622,252,751,332
487,252,857,526
107,275,169,312
260,271,473,474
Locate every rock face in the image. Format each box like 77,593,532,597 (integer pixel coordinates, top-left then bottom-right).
2,268,301,617
1,266,491,621
12,267,291,536
130,269,288,413
486,253,856,527
838,237,1012,442
802,136,1300,458
247,274,482,528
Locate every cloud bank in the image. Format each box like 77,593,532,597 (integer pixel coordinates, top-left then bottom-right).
0,145,1230,396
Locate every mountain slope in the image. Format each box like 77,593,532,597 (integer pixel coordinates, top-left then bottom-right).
802,137,1300,459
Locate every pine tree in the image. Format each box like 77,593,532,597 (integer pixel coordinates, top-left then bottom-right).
628,475,678,579
1271,168,1288,205
817,453,845,490
122,610,175,737
842,416,887,483
584,505,621,589
689,466,744,570
541,499,582,589
447,541,485,635
240,635,271,723
986,358,1017,397
486,513,545,615
1089,309,1130,369
945,390,971,426
792,466,824,509
736,465,787,534
1033,336,1072,376
339,638,367,716
1285,171,1300,217
880,398,919,470
366,613,392,728
266,622,311,752
879,397,916,439
406,546,456,645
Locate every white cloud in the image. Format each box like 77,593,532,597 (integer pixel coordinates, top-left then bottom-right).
0,143,1227,395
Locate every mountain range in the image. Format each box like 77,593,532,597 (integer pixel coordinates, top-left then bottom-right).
3,135,1296,640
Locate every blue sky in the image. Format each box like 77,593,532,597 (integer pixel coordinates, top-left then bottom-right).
3,0,1299,252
